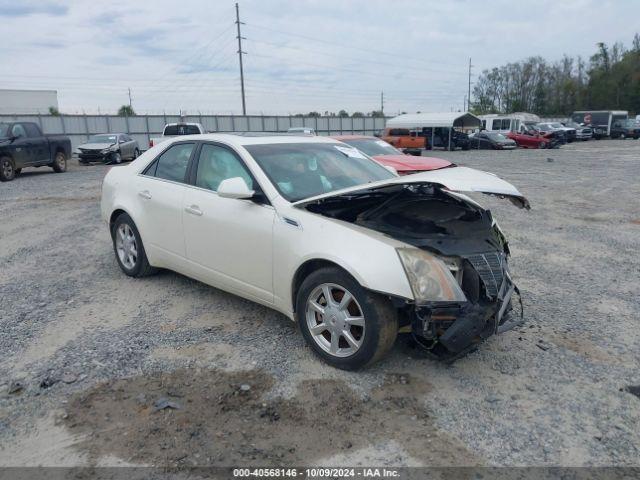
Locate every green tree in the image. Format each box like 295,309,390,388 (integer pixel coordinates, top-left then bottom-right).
306,111,321,117
351,111,364,117
48,106,60,116
118,105,136,116
338,110,349,117
369,110,384,117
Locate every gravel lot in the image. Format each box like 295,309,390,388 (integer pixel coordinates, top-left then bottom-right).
0,140,639,469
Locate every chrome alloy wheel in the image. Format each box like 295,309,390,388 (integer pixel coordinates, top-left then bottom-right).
115,224,138,269
305,283,365,357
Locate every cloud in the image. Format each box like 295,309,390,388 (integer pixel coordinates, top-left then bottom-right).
0,0,68,17
1,0,639,115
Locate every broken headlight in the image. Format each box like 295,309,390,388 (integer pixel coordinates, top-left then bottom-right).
397,248,467,303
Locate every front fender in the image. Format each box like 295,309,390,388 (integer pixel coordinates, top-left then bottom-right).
272,209,415,316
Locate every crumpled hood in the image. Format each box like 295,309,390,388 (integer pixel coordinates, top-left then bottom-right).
78,142,115,150
371,154,452,172
293,166,530,210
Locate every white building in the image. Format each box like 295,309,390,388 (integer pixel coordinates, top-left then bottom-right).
0,89,59,114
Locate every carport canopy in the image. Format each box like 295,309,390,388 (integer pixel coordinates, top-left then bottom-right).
386,112,482,129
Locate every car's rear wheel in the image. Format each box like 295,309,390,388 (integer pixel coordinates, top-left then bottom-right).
0,156,15,181
620,133,626,139
296,267,398,370
111,213,157,277
132,148,140,160
52,151,67,172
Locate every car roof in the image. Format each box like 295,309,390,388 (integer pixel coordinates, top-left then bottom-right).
163,133,342,147
330,135,373,140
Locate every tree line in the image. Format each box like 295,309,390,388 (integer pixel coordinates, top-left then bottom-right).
472,33,640,116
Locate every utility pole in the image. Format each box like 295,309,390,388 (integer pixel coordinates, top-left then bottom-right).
380,91,384,114
235,3,247,115
467,58,473,111
128,88,132,109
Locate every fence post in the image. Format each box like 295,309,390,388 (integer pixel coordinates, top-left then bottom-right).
125,114,130,134
214,115,219,132
60,114,66,135
145,116,151,148
231,116,236,132
261,115,265,132
83,114,90,142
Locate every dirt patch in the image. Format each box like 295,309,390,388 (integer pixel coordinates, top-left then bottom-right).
63,368,477,467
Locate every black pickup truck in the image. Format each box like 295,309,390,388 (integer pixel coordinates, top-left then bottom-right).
0,122,71,181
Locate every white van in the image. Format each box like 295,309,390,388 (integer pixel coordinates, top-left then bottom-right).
478,113,541,134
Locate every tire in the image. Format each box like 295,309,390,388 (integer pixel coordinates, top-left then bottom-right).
52,151,67,173
538,141,547,149
620,133,626,139
296,266,398,370
132,148,140,160
111,151,122,164
111,213,157,277
0,156,16,181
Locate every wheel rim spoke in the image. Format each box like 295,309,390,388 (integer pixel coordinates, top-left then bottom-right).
345,316,365,327
342,330,360,349
309,301,325,316
329,332,339,353
310,323,327,335
322,285,335,306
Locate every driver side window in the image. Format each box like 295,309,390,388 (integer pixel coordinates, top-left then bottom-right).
11,124,26,138
195,144,253,192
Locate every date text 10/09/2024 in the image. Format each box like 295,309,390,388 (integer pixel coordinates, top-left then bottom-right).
233,468,401,478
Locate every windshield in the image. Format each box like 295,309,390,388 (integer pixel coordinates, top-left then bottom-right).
164,124,201,135
88,134,117,143
340,138,400,156
550,123,564,128
0,123,8,137
244,142,396,202
485,132,508,141
620,119,636,127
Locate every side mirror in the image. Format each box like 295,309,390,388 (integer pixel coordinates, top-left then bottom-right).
217,177,255,200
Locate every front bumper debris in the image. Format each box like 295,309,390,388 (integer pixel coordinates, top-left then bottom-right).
411,271,524,359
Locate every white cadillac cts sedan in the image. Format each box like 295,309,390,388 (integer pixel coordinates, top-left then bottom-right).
101,134,529,369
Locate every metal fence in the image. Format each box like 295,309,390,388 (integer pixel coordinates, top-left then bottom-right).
0,114,389,151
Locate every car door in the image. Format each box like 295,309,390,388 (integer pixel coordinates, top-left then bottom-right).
134,141,196,265
182,142,275,304
23,123,49,162
9,124,33,167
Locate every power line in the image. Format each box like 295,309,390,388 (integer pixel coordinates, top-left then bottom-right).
247,22,467,70
235,2,247,115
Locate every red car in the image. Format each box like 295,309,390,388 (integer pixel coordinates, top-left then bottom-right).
330,135,452,175
506,131,553,149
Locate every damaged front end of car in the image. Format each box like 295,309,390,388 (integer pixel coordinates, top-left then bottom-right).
301,172,528,360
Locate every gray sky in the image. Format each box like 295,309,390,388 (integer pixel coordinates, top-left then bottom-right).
1,0,638,115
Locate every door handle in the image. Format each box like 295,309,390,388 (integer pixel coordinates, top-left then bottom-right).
185,205,203,216
138,190,152,200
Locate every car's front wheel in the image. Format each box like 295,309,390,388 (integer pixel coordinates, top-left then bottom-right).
296,267,398,370
132,148,140,160
111,152,122,164
111,213,157,277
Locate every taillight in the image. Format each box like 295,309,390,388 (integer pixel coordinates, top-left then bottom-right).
149,140,154,148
